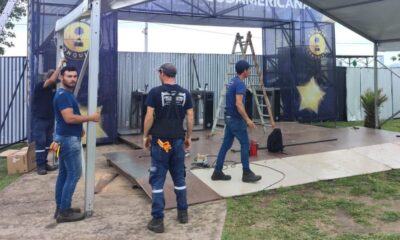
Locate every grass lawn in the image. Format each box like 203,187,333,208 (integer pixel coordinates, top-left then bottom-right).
0,143,26,191
313,119,400,132
223,170,400,240
223,120,400,239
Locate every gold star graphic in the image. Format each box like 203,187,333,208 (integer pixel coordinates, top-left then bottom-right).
297,77,326,114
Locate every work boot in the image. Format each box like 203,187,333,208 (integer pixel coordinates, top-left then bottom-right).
54,207,82,219
177,209,188,224
211,170,231,181
147,218,164,233
45,163,58,172
56,209,85,223
37,166,47,175
242,170,262,183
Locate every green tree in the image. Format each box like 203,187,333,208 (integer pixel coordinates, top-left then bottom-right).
360,88,388,128
0,0,27,55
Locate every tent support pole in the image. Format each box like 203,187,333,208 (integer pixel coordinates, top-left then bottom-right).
374,42,379,128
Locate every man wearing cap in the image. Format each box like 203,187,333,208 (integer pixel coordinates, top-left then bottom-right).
211,60,262,183
31,59,65,175
143,63,194,233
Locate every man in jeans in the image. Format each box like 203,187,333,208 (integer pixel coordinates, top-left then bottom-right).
51,66,99,223
143,63,194,233
31,59,65,175
211,60,262,183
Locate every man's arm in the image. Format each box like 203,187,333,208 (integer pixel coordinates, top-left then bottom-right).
143,106,154,138
184,108,194,150
143,106,154,149
61,108,100,124
235,95,256,129
185,108,194,139
43,59,65,88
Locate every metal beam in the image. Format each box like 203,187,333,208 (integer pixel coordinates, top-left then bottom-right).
374,42,379,128
84,0,101,217
0,0,17,32
55,0,90,32
109,0,154,10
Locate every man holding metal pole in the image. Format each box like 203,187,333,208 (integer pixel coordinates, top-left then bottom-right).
31,59,65,175
50,66,99,223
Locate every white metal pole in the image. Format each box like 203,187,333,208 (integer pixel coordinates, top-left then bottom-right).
85,0,101,217
144,22,148,52
374,42,379,128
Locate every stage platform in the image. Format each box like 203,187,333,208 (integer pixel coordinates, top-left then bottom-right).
107,122,400,208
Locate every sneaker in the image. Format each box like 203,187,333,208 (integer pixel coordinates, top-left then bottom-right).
45,164,58,171
56,209,85,223
177,210,188,224
37,166,47,175
147,218,164,233
54,207,82,219
242,170,262,183
211,170,231,181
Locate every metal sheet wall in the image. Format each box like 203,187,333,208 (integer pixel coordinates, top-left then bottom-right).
0,57,27,145
346,67,400,121
118,52,262,129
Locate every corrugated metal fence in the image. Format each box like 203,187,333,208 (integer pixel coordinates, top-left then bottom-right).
346,67,400,121
0,57,27,145
118,52,263,129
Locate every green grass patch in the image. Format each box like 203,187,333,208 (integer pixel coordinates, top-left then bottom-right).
0,143,26,191
223,170,400,240
380,211,400,222
313,119,400,132
0,158,20,191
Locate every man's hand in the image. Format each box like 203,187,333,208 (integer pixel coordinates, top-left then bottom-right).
49,142,60,152
57,58,66,69
143,136,151,150
246,120,257,129
91,112,101,122
184,137,191,150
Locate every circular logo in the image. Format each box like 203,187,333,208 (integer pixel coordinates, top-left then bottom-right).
308,31,327,58
63,22,90,60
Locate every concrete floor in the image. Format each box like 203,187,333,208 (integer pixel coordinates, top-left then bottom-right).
0,144,226,240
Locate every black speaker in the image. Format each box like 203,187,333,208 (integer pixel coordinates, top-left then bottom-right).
130,92,147,133
191,90,214,130
203,91,214,129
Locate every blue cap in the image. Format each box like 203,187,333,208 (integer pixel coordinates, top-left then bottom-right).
235,60,252,74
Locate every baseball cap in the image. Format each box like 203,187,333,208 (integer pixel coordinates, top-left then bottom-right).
158,63,177,77
235,60,252,73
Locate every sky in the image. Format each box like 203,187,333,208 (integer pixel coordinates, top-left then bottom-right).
3,17,400,65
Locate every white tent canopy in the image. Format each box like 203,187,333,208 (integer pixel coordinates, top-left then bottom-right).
299,0,400,51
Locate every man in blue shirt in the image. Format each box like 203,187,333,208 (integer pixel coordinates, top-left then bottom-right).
31,59,64,175
143,63,194,233
211,60,262,183
51,66,99,223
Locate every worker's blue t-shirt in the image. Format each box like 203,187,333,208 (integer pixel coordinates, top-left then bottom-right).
225,76,246,119
53,88,83,137
32,81,56,119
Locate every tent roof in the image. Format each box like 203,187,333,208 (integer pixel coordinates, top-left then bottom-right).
299,0,400,51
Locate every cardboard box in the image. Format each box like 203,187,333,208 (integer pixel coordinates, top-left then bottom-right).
6,144,36,175
0,149,19,158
